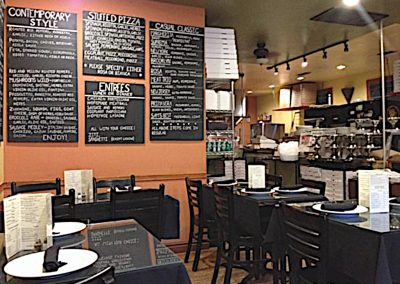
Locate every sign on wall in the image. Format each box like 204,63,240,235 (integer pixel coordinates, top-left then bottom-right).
0,0,5,142
7,7,78,142
149,21,204,141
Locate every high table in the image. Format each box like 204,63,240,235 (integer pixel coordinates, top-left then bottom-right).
269,203,400,284
0,219,191,284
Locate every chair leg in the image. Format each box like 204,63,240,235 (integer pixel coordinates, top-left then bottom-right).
184,218,194,263
224,245,235,284
211,242,223,284
192,227,204,271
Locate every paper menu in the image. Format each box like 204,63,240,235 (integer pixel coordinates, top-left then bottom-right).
64,169,93,203
248,164,266,189
358,170,389,213
4,193,53,259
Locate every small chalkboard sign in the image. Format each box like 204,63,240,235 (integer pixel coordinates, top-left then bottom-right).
83,11,145,78
149,21,204,141
88,223,151,273
0,0,4,142
85,81,144,144
7,7,78,142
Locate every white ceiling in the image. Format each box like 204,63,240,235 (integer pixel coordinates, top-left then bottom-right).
153,0,400,93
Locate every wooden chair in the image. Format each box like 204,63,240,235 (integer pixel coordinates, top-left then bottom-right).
300,178,326,196
110,184,165,239
266,173,283,188
93,175,136,201
11,178,62,195
184,177,217,271
74,266,115,284
52,188,75,221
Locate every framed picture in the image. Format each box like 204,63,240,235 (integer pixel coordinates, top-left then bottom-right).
367,76,394,99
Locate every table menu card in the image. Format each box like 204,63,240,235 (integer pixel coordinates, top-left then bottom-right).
4,193,52,259
248,164,266,189
64,169,93,203
358,170,389,213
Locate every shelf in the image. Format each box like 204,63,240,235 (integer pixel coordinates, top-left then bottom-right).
206,109,233,114
207,130,234,135
273,106,309,111
207,151,234,156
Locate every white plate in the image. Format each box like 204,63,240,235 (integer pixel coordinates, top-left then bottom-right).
52,222,86,237
241,189,272,195
275,187,309,194
312,203,369,215
4,249,98,278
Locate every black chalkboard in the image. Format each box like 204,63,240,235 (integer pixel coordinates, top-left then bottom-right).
83,11,145,78
0,0,4,142
88,223,151,273
367,76,393,99
7,7,78,142
149,21,204,141
85,81,144,144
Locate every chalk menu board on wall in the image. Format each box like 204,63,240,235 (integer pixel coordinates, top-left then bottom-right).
88,223,151,273
85,81,144,144
7,7,78,142
0,0,4,142
150,21,204,140
83,11,145,78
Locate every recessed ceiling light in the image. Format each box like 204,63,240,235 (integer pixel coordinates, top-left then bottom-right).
246,90,253,94
297,76,305,81
343,0,360,7
336,64,347,70
268,84,275,88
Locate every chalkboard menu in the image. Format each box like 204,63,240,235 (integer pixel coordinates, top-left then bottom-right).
7,7,78,142
83,11,145,78
0,0,4,142
154,240,181,264
85,81,144,144
88,223,151,273
150,21,204,140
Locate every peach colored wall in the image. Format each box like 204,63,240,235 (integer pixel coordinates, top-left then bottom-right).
4,0,205,245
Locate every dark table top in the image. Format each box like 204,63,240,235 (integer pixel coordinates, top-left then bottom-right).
1,219,190,284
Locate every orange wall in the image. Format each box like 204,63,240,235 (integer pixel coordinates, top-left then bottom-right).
3,0,205,245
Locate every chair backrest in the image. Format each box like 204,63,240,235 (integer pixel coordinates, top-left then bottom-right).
93,175,136,201
212,183,236,242
110,184,165,239
281,203,328,283
185,177,204,221
301,178,326,196
74,202,112,223
266,173,283,188
52,188,75,221
74,266,115,284
11,178,62,196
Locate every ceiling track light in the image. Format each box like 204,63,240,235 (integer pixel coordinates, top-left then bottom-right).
267,39,349,74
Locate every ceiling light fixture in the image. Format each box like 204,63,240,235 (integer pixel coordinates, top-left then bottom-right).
267,39,349,75
246,90,254,94
297,76,305,81
301,57,308,68
343,0,360,7
336,64,347,70
268,84,275,88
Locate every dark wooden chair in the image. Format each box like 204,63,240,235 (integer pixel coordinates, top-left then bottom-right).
300,178,326,196
110,184,165,239
74,266,115,284
52,188,75,221
74,202,112,224
211,182,272,284
184,177,217,271
266,173,283,188
93,175,136,201
11,178,62,196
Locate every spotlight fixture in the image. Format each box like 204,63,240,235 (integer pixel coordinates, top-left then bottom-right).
301,57,308,68
336,64,347,70
322,50,328,59
274,66,279,75
344,42,349,52
286,63,290,71
343,0,360,7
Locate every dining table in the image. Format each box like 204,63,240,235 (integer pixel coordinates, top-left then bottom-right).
0,219,191,284
268,202,400,284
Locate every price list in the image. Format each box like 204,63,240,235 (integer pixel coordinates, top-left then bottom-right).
85,81,144,144
7,7,78,142
83,11,145,78
150,21,204,140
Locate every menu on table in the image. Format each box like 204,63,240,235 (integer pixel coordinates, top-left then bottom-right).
64,169,94,203
85,81,144,144
4,193,52,259
150,21,204,140
83,11,145,78
87,220,151,273
0,0,4,141
7,7,78,142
